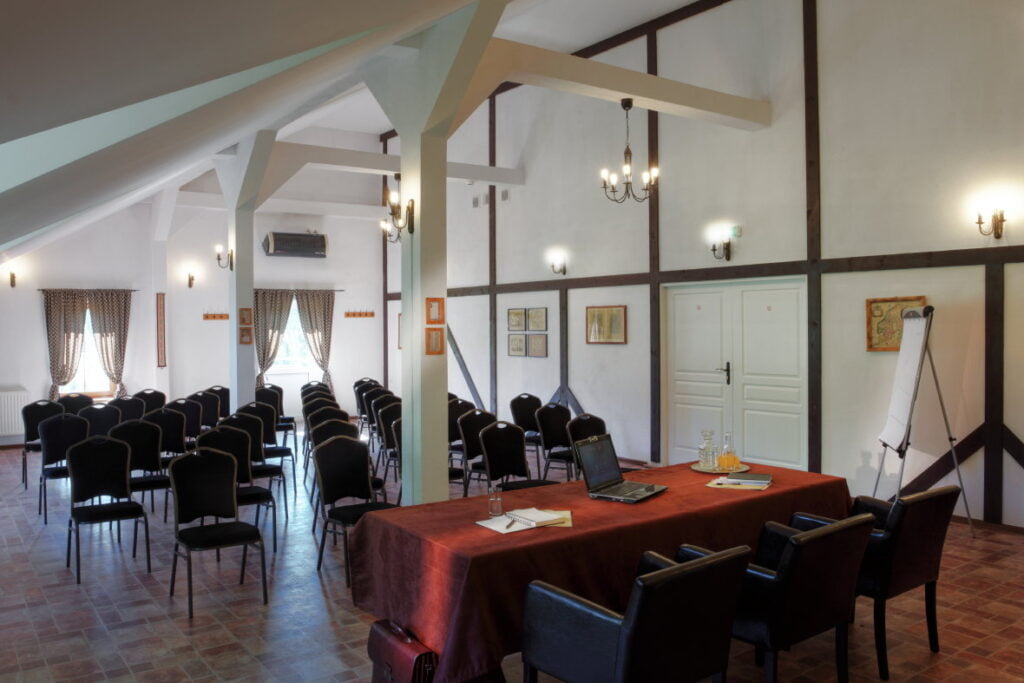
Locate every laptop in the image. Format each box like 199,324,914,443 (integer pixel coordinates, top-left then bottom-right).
574,434,666,503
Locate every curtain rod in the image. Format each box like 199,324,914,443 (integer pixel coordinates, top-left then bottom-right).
37,288,139,291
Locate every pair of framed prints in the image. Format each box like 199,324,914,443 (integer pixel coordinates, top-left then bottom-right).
508,307,547,357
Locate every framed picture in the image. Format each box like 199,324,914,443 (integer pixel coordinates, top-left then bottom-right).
238,307,253,326
866,296,927,352
155,293,167,367
507,308,526,331
586,305,628,344
508,333,526,357
239,326,254,345
425,327,445,355
426,297,445,325
527,333,548,358
527,307,547,331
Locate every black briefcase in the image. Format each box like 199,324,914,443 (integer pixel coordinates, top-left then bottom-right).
367,620,437,683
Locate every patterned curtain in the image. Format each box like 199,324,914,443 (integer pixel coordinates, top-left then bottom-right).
254,289,293,386
88,289,133,397
294,289,335,390
42,290,88,400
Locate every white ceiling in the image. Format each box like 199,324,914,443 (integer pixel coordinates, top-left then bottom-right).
310,87,395,135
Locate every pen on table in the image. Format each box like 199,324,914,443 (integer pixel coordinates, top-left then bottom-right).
505,517,515,529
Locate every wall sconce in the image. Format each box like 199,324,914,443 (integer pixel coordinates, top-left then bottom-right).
976,211,1006,239
187,273,195,288
708,224,741,261
215,244,234,270
8,272,15,288
547,249,568,276
380,190,415,243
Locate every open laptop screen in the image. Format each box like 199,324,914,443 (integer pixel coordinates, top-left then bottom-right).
575,434,623,491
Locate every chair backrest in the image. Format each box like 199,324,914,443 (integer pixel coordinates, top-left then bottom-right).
38,414,90,467
197,426,253,484
218,413,265,465
378,402,402,450
392,417,403,457
773,514,874,647
255,386,283,420
142,407,187,454
448,398,476,443
361,388,392,427
458,409,497,461
567,413,607,445
187,391,221,428
882,485,961,596
301,380,331,397
77,403,122,436
238,401,276,446
67,436,132,504
207,385,231,417
371,394,401,431
302,396,339,422
166,398,203,438
58,393,94,414
307,406,350,432
133,389,166,413
108,396,146,421
510,393,542,432
313,436,375,505
169,449,238,525
109,419,163,473
265,384,287,416
353,380,381,418
22,400,64,442
535,403,572,450
311,418,360,447
616,546,751,683
480,421,530,481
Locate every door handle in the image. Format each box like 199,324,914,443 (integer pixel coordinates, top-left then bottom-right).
715,361,731,385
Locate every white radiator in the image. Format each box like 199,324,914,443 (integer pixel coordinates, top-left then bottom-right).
0,385,29,436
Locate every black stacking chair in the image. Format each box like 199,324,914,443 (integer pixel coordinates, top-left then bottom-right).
479,422,558,493
239,401,295,496
303,405,349,478
301,380,331,397
187,390,221,429
133,389,166,413
370,393,401,465
258,384,297,455
457,409,497,497
219,413,288,519
207,385,230,418
166,398,203,442
21,400,64,490
567,413,607,444
168,449,267,618
110,419,171,522
197,426,278,552
696,513,875,683
37,413,89,524
447,398,475,464
789,486,961,680
108,396,146,421
510,393,543,477
361,387,393,448
65,436,150,584
57,393,93,414
142,407,187,469
353,379,380,433
78,403,122,436
523,545,752,683
391,417,463,504
311,419,360,447
313,436,397,584
377,401,402,482
535,402,575,480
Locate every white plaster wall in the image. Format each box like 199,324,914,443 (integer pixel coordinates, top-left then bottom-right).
819,0,1024,258
568,285,651,462
446,295,490,407
386,299,401,392
1002,263,1024,526
658,0,806,270
495,290,560,422
821,267,985,519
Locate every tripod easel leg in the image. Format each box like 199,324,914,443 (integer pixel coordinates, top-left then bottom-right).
926,347,975,537
872,446,889,498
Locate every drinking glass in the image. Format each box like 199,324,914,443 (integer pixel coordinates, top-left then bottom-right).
487,492,503,517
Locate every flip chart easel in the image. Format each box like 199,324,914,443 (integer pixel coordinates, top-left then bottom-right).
873,306,974,534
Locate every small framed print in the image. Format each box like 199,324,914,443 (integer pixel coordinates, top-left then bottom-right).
527,307,547,331
239,326,254,345
238,307,253,326
866,296,927,351
508,333,526,357
426,297,445,325
507,308,526,331
156,293,167,368
425,327,445,355
527,333,548,358
586,305,628,344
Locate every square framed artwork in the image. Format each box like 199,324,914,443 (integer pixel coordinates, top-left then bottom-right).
507,308,526,331
426,297,445,325
238,307,253,326
865,296,927,352
239,326,254,345
586,305,628,344
508,333,526,357
155,293,167,367
527,333,548,358
425,327,446,355
527,307,547,331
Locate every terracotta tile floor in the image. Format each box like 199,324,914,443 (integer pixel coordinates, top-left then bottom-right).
2,444,1022,682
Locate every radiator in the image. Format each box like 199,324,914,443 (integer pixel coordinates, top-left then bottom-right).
0,385,29,436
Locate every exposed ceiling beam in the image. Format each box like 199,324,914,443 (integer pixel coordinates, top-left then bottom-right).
177,190,384,221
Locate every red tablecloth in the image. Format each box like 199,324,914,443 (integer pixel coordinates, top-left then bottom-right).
350,463,850,682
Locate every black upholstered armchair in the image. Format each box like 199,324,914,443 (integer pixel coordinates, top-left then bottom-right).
790,485,961,680
522,545,751,683
694,514,874,683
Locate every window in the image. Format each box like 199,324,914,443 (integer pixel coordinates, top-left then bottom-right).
272,300,318,373
61,310,114,396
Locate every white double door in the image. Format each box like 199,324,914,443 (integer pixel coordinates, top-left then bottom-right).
665,278,808,469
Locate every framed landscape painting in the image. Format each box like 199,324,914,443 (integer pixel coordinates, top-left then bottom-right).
586,305,627,344
507,308,526,331
865,296,927,351
508,333,526,356
527,307,547,331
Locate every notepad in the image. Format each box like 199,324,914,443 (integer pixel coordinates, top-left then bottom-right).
707,476,771,491
722,473,772,486
476,507,565,534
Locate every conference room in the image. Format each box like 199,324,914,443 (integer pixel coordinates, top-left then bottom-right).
1,0,1022,681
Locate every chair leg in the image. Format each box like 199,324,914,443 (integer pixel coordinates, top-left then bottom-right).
254,504,261,527
132,519,139,558
271,502,277,553
66,519,72,568
522,661,538,683
169,543,179,596
542,459,550,481
763,650,778,683
74,523,81,585
22,449,27,490
836,622,849,683
280,479,288,523
143,515,151,573
925,581,939,652
163,489,169,523
259,541,268,605
534,446,542,480
311,495,320,536
240,543,248,584
316,522,329,572
41,478,48,524
186,550,194,618
342,527,352,588
873,597,889,680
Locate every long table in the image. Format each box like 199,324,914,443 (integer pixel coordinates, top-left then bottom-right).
350,463,850,682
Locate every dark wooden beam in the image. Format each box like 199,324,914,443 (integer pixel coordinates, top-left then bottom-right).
381,137,390,389
488,96,498,413
803,0,822,472
1003,424,1024,470
559,287,569,392
820,245,1024,274
898,425,985,497
447,325,485,409
984,263,1004,523
379,129,398,142
647,30,662,463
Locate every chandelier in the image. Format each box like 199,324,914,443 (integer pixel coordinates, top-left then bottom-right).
599,98,658,203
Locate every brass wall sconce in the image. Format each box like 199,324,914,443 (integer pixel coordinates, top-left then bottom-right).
711,240,731,261
215,244,234,270
8,272,15,288
976,211,1005,239
709,225,741,262
187,273,195,288
380,191,415,243
548,249,568,275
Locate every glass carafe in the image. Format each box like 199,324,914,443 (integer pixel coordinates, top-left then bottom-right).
718,432,738,471
699,429,715,468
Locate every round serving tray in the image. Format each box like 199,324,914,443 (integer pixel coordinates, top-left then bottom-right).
690,463,751,474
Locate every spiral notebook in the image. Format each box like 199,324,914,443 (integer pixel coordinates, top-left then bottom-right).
476,507,566,534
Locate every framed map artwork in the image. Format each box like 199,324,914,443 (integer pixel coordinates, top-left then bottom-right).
865,296,927,352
